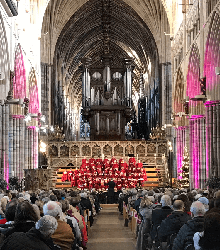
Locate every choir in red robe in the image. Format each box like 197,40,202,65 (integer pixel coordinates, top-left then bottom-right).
61,157,147,190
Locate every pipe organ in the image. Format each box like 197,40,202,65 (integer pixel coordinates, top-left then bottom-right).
81,55,134,140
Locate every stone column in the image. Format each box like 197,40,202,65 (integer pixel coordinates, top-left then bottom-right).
213,105,217,176
30,129,34,169
2,105,5,179
33,128,38,169
16,118,20,179
28,129,31,169
209,105,213,177
9,115,13,177
161,63,165,126
13,118,16,177
201,117,206,188
189,120,194,189
5,105,9,182
217,103,220,177
0,105,2,173
19,119,25,178
24,124,28,170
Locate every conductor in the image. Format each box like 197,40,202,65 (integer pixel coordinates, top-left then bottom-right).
107,178,115,204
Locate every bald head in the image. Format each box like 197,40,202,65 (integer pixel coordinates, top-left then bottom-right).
173,200,184,211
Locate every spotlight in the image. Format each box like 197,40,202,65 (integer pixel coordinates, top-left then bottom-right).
40,115,46,123
40,141,47,153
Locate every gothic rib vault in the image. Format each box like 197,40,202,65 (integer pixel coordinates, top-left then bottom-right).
41,0,171,136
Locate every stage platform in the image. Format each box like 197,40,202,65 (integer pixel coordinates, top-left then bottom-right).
45,140,169,189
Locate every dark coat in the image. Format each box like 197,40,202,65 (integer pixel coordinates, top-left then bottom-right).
134,197,143,214
80,197,92,211
4,221,36,238
151,206,173,240
172,216,204,250
107,181,115,196
205,207,220,215
107,181,116,189
0,227,60,250
158,211,191,242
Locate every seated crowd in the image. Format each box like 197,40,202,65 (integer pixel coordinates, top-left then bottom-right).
0,188,101,250
119,187,220,250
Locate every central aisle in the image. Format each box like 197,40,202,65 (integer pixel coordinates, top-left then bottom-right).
87,205,136,250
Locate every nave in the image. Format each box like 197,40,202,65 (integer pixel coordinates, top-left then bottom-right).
87,205,136,250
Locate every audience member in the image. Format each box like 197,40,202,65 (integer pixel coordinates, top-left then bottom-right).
172,201,205,250
151,195,173,240
193,212,220,250
43,201,74,250
158,200,191,247
0,215,60,250
136,197,153,250
5,200,38,238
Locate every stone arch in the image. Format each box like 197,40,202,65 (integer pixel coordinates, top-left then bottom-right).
41,0,170,65
82,145,91,156
103,144,112,156
14,44,27,99
70,145,80,156
114,144,123,156
187,45,206,189
0,12,10,100
92,145,101,157
125,144,134,156
49,145,58,157
174,68,184,114
136,144,145,157
60,145,69,157
186,43,201,115
29,68,39,114
204,11,220,101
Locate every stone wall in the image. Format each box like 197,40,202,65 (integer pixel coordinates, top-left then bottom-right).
47,140,168,169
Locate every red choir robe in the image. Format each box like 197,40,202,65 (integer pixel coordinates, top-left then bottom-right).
112,163,119,171
110,157,117,164
120,162,128,170
100,178,105,189
61,170,68,182
67,170,74,181
89,158,96,164
71,175,78,187
96,159,102,164
82,159,87,164
129,157,136,164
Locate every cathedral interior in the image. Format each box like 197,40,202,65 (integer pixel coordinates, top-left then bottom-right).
0,0,220,190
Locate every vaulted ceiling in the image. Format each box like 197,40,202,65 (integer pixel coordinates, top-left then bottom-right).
41,0,170,109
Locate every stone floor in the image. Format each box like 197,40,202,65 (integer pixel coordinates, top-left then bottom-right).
87,205,136,250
